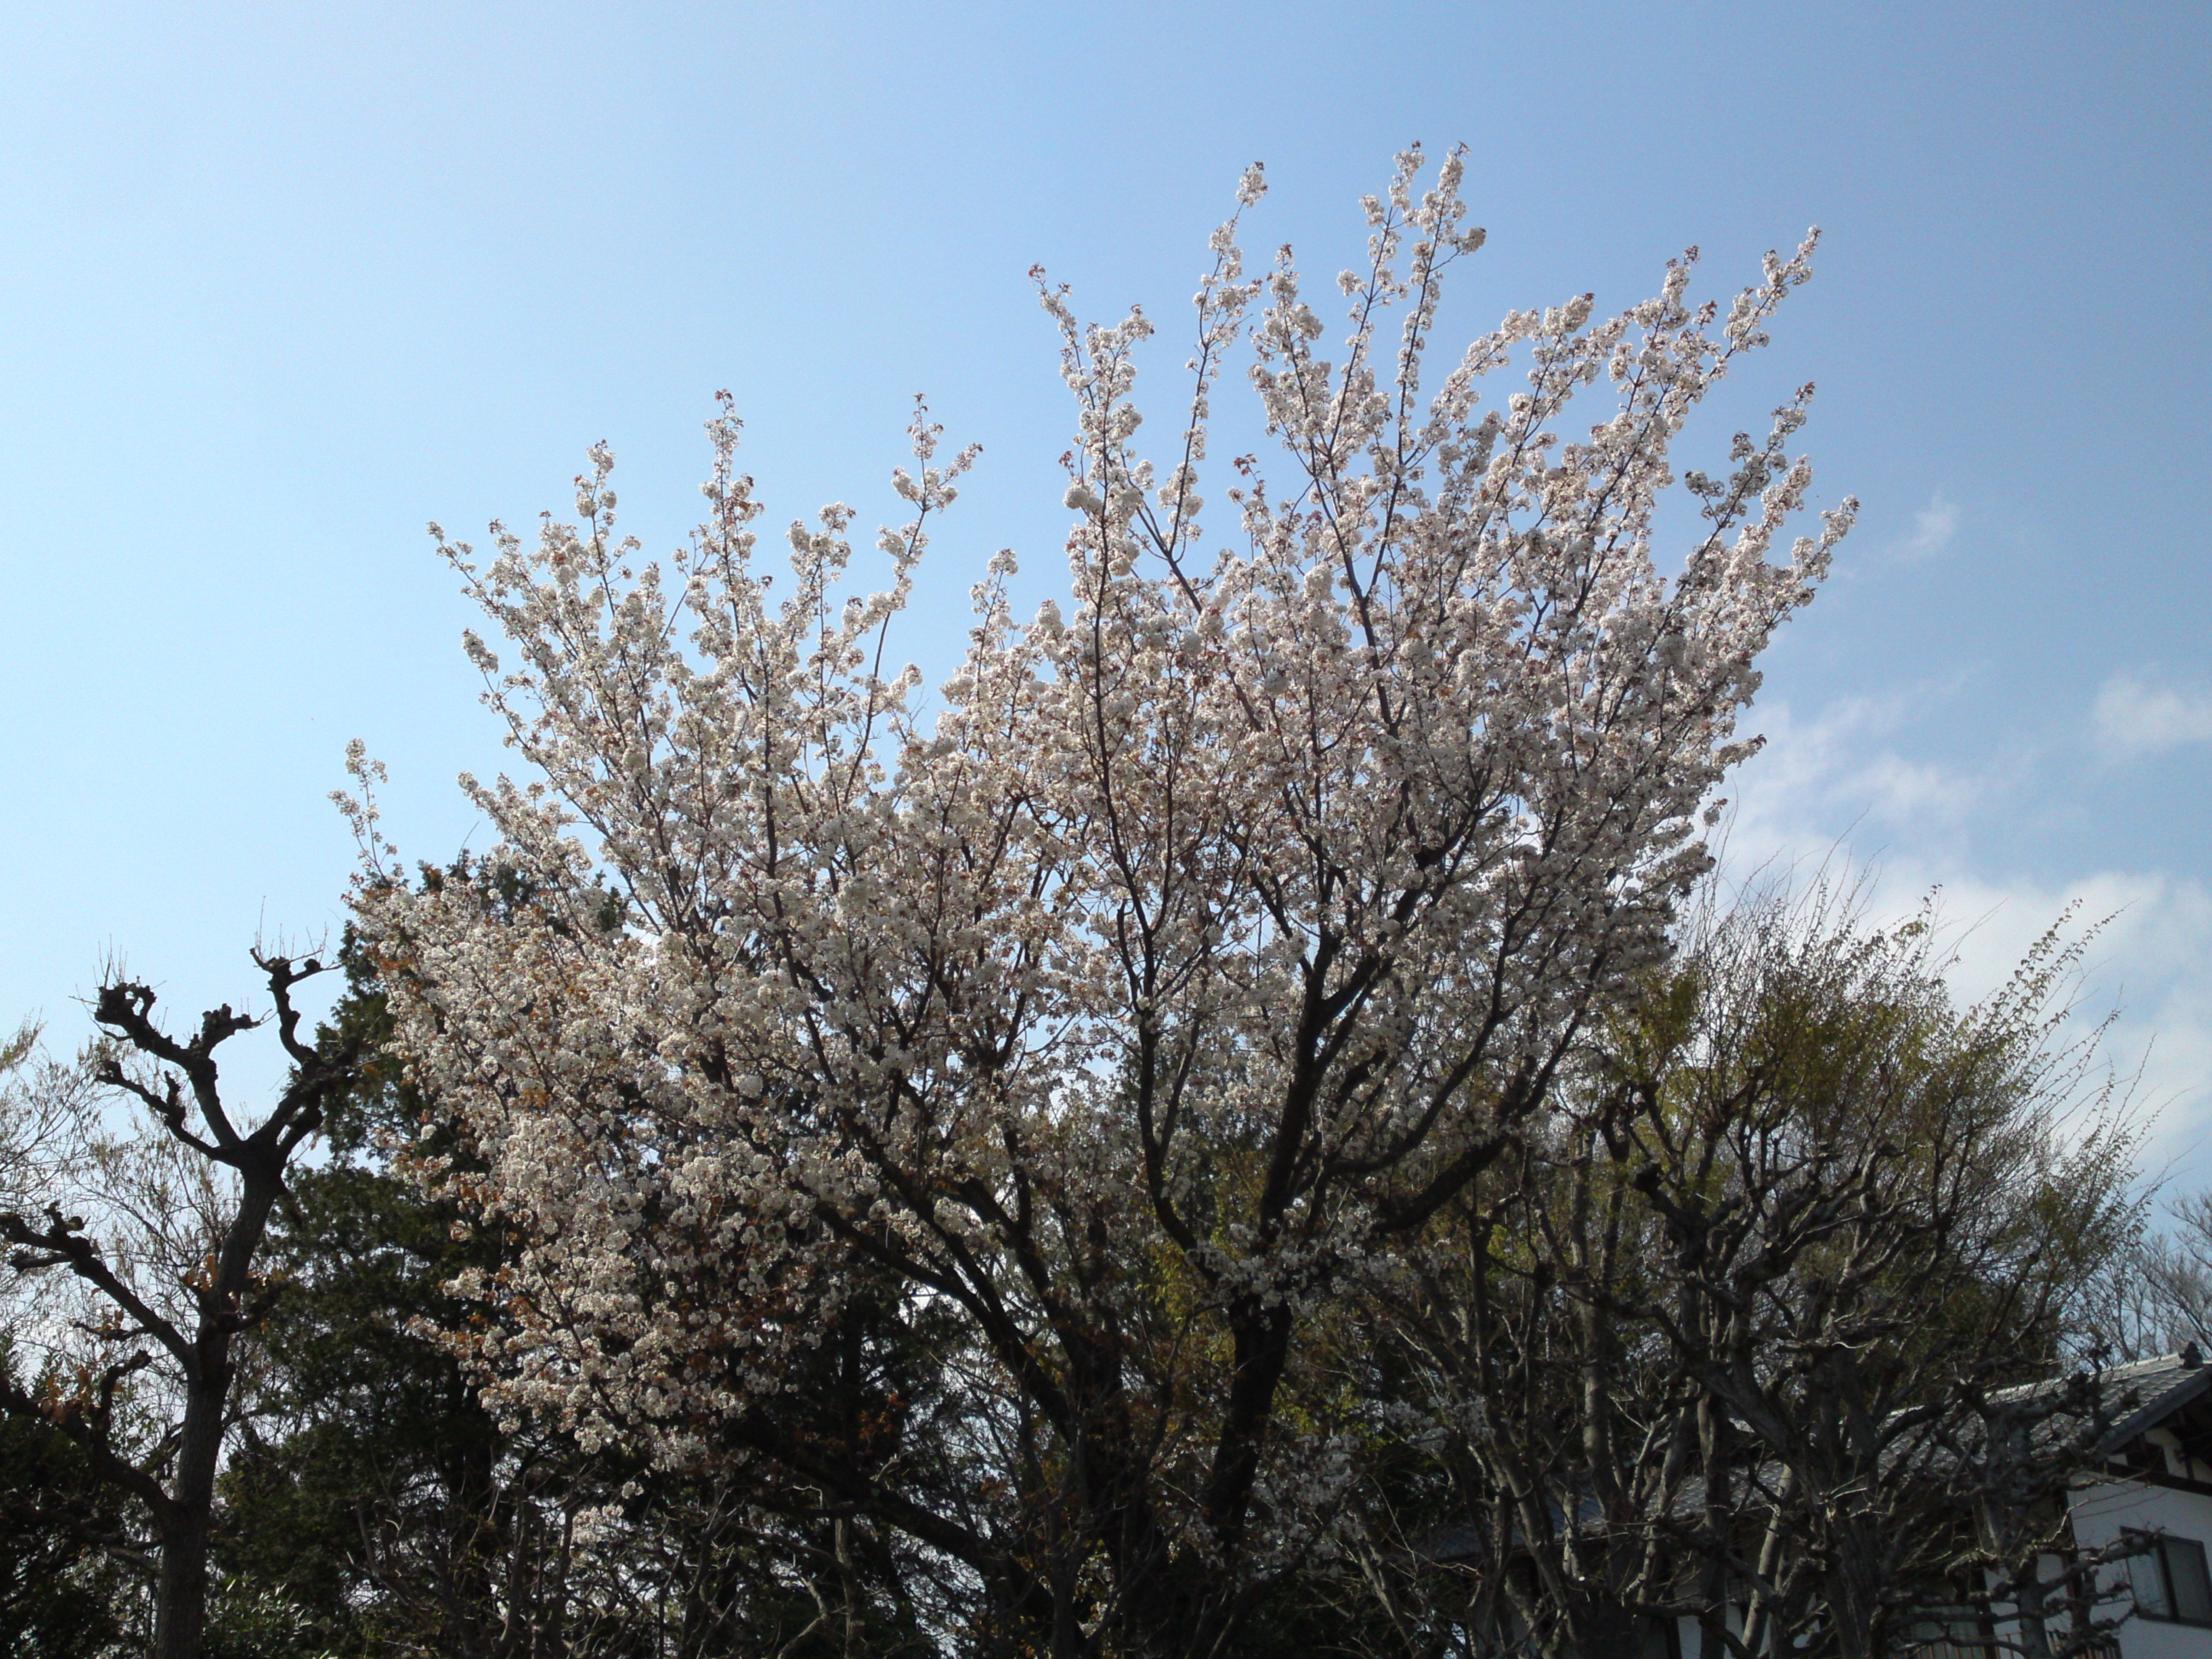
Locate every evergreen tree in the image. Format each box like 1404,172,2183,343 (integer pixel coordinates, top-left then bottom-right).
0,1345,139,1657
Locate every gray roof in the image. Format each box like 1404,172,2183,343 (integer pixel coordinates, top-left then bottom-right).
1992,1348,2212,1458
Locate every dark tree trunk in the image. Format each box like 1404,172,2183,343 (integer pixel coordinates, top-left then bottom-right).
153,1177,274,1659
152,1490,212,1659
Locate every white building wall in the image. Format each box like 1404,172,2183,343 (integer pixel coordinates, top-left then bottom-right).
1650,1481,2212,1658
2069,1479,2212,1659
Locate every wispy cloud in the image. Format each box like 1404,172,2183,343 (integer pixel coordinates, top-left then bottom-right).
2094,672,2212,760
1893,493,1959,564
1725,692,1988,867
1889,868,2212,1179
1721,695,2212,1186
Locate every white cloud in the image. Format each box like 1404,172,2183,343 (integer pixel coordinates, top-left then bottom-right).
1914,869,2212,1181
1743,849,2212,1186
2094,672,2212,760
1892,492,1959,563
1723,693,1988,870
1719,696,2212,1190
1850,749,1982,830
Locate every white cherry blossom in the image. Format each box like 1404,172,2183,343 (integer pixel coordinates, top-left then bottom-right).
346,146,1853,1646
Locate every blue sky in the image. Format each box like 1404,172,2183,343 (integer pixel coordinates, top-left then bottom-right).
3,3,2206,1171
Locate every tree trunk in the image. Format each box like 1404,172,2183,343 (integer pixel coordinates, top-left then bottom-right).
153,1511,211,1659
835,1515,861,1659
152,1370,230,1659
2011,1570,2057,1659
1562,1599,1649,1659
153,1168,275,1659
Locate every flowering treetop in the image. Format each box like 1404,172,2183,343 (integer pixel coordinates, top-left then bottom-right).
341,144,1851,1648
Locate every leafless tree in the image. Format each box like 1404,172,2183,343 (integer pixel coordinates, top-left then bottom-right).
2078,1190,2212,1364
0,952,364,1659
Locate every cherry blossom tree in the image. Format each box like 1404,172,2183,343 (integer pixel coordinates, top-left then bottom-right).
352,147,1853,1656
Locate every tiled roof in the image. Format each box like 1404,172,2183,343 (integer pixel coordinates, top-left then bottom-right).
1991,1348,2212,1456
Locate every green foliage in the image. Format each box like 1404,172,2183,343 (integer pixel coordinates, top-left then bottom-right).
211,926,514,1655
1298,886,2151,1657
0,1348,139,1658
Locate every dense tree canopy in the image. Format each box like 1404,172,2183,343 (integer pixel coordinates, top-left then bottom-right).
345,147,1850,1655
1,154,2174,1659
